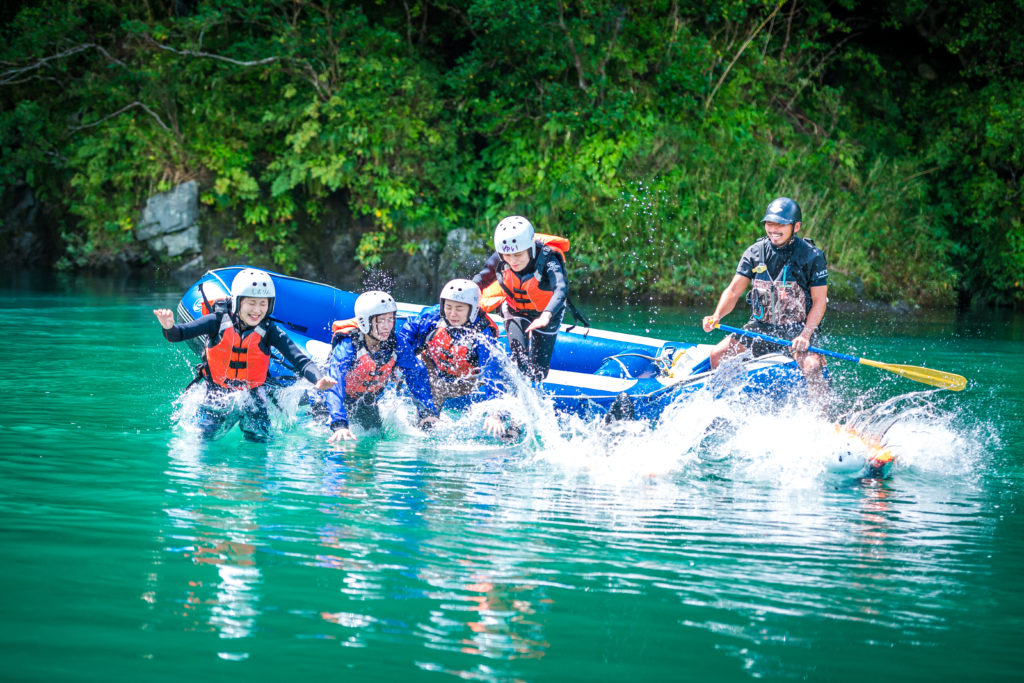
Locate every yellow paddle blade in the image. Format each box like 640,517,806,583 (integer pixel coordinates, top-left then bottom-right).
858,358,967,391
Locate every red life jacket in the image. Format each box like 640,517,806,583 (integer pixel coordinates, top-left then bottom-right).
204,315,270,389
424,325,474,378
332,318,398,396
481,233,569,314
423,315,499,378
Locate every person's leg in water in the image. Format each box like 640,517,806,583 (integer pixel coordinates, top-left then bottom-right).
504,315,534,379
762,322,831,416
792,349,830,414
239,386,273,442
604,392,636,424
346,394,384,433
195,386,237,439
504,313,559,382
527,327,558,380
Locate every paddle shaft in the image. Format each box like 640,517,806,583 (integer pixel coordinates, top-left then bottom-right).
715,323,856,362
713,322,966,391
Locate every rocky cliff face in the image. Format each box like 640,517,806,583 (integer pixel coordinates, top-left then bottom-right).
0,184,62,268
3,180,492,299
135,181,201,259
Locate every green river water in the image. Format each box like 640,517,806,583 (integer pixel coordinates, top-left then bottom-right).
2,272,1022,682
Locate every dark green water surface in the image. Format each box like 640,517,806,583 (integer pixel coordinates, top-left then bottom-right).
2,274,1022,682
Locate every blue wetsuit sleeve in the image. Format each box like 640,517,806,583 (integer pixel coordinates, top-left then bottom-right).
542,256,568,316
162,314,219,342
472,252,502,288
474,336,507,401
402,359,438,416
396,311,438,415
266,324,324,384
324,340,354,430
397,310,430,366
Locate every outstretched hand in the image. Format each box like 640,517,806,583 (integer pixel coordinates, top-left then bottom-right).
701,315,719,333
313,376,337,391
483,415,504,437
328,427,356,444
525,311,553,334
153,309,175,330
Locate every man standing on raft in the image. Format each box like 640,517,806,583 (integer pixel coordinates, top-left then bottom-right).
701,197,829,402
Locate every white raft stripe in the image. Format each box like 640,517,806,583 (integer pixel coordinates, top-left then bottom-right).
543,369,636,393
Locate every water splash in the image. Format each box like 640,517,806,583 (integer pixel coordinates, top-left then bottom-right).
169,354,996,491
508,377,995,488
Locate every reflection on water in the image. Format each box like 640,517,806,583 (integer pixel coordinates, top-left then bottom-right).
4,280,1021,681
150,374,1003,677
158,436,265,660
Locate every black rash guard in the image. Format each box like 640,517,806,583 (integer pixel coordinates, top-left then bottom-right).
737,235,828,320
163,313,325,384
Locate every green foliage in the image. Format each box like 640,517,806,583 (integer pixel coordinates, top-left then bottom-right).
1,0,1019,305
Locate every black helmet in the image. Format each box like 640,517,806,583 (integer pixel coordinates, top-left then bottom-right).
761,197,802,224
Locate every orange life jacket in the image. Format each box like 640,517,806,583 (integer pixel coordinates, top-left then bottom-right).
332,318,398,396
331,318,360,340
480,233,569,314
198,280,231,316
204,316,270,389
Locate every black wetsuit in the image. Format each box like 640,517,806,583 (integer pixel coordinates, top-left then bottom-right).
163,313,324,440
473,242,568,381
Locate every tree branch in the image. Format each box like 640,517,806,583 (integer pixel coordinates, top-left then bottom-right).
598,10,626,84
70,101,173,134
145,37,280,66
556,0,588,91
596,9,626,106
779,0,797,59
704,0,785,111
0,43,125,86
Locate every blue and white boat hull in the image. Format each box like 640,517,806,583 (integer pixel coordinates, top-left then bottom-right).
176,267,809,420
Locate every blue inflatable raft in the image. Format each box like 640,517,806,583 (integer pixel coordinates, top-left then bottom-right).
176,266,809,420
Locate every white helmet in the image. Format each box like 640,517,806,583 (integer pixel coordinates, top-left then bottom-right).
230,268,276,315
353,290,397,335
439,278,481,323
493,215,535,256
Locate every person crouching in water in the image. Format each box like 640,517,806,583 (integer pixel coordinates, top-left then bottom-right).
701,197,829,404
473,215,570,381
153,268,336,441
323,291,406,444
398,279,515,439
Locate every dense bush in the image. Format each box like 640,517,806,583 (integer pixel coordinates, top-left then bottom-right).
1,0,1020,306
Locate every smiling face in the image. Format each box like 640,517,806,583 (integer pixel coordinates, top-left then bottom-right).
500,248,531,273
237,297,269,326
442,300,471,327
764,220,800,247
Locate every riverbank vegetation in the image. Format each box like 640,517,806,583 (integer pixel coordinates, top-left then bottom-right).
2,0,1021,306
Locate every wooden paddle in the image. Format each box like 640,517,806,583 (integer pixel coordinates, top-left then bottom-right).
714,323,967,391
